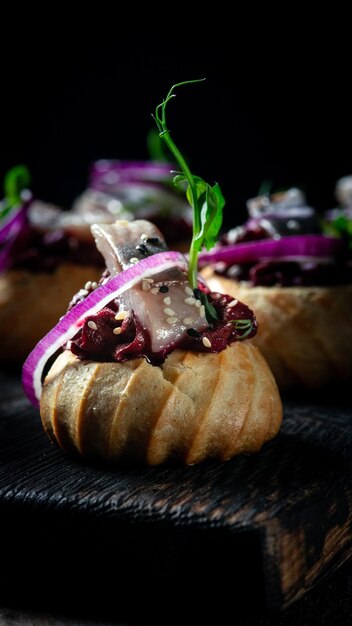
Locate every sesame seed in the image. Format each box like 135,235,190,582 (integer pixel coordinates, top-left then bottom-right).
91,282,98,289
199,305,206,317
159,285,169,293
202,337,211,348
183,317,194,325
113,327,122,335
166,316,178,325
195,299,202,308
141,233,148,241
146,278,154,283
129,257,139,264
80,289,89,296
185,286,193,296
228,299,238,308
88,320,97,330
84,281,92,291
185,297,196,305
164,307,175,316
66,340,72,349
163,296,171,305
212,293,221,299
142,279,151,291
151,287,159,294
115,310,127,320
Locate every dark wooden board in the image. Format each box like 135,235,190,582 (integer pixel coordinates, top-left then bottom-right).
0,369,351,621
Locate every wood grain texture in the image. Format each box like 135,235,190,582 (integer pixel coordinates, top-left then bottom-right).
0,370,351,616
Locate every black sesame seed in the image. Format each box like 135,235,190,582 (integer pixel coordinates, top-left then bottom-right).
187,328,201,338
159,285,169,293
136,243,148,255
146,237,160,245
193,288,201,300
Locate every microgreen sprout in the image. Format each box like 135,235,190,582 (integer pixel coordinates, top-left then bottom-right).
231,319,254,339
153,80,225,286
1,165,31,220
153,80,225,323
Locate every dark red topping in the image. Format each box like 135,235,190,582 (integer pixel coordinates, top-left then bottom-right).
70,288,257,366
9,227,104,273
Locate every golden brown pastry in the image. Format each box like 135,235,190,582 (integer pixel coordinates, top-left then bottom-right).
202,268,352,391
0,264,101,363
40,342,282,465
19,217,284,466
23,80,283,466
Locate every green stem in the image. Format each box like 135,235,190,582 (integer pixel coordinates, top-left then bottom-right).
160,130,200,288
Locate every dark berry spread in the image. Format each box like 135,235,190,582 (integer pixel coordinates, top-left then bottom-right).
70,287,257,365
215,189,352,287
9,225,104,273
69,219,257,366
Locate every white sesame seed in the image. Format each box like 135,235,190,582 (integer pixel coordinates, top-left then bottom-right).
163,296,171,305
80,289,89,296
91,282,98,289
195,299,202,308
88,320,97,330
115,310,127,320
66,341,72,349
146,278,154,283
228,299,238,308
151,287,159,294
185,286,194,296
142,279,151,291
129,257,139,264
102,278,109,285
164,307,175,316
183,317,194,325
185,297,196,305
113,327,122,335
202,337,211,348
199,305,206,317
166,316,178,325
212,293,221,299
141,233,148,241
84,281,92,291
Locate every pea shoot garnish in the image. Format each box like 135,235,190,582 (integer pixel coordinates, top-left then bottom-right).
153,80,225,323
1,165,31,220
231,319,254,339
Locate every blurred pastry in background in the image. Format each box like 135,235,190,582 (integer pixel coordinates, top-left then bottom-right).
201,187,352,391
72,160,193,250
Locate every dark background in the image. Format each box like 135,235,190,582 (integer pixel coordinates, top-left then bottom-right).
1,26,351,228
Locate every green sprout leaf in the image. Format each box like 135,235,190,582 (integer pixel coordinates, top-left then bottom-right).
231,319,254,339
1,165,31,220
147,128,172,163
153,80,225,322
322,213,352,249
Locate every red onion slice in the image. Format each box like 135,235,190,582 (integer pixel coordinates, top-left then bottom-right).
22,250,186,407
0,203,27,245
199,235,343,266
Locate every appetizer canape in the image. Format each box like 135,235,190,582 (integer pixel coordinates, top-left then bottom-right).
201,188,352,390
0,167,103,363
72,159,192,249
22,81,282,465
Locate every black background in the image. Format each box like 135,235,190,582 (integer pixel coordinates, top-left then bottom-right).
1,23,351,228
